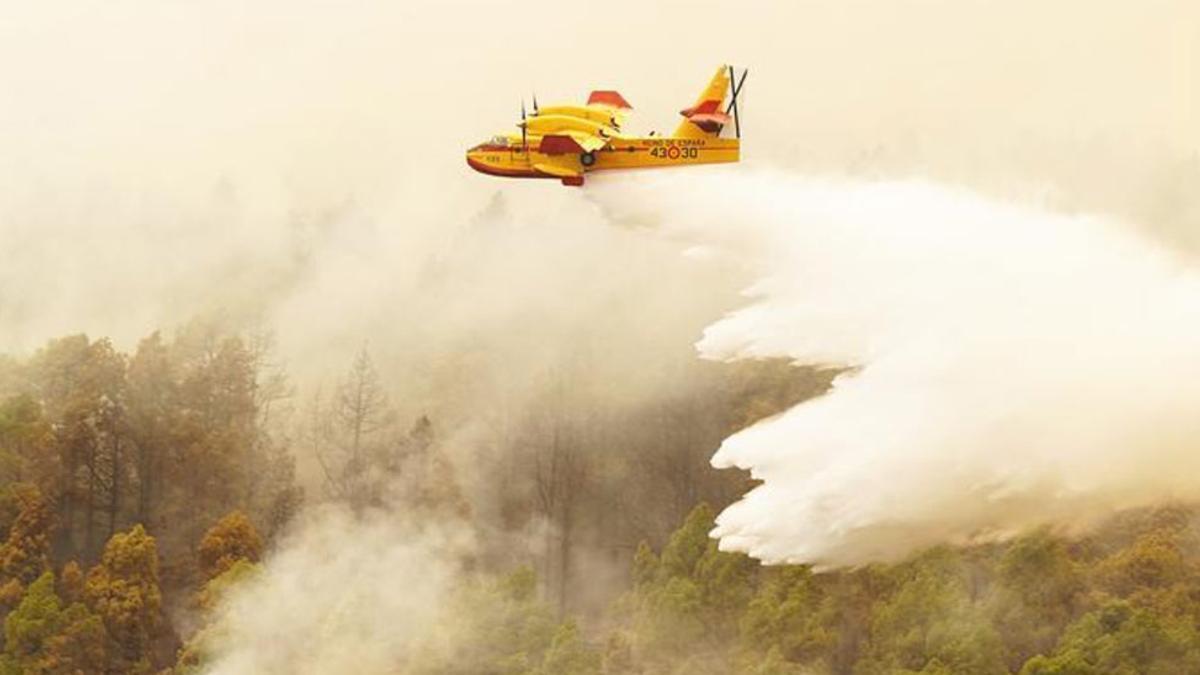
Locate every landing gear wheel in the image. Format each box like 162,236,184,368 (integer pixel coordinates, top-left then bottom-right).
580,151,596,167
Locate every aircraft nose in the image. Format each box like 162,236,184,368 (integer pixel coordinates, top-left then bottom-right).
465,151,490,175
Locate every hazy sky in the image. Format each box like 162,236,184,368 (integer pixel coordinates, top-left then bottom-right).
2,0,1193,190
0,0,1195,361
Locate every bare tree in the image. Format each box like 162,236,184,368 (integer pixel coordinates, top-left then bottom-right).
311,346,395,512
528,375,591,618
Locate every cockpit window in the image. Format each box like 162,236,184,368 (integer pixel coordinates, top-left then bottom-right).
468,137,512,153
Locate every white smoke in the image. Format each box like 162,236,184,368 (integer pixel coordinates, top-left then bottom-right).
592,167,1200,567
202,507,471,675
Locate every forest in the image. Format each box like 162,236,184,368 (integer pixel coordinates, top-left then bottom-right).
0,322,1197,674
1,0,1195,672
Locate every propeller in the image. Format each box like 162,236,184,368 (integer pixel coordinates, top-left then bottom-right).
520,99,528,150
725,66,749,139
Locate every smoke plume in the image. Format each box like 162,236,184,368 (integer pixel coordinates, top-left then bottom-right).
202,507,470,675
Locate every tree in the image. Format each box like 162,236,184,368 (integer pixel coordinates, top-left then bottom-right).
128,324,301,558
193,557,259,615
1020,601,1200,674
0,394,51,485
243,331,303,540
33,336,127,561
176,559,262,673
622,504,758,672
526,377,592,617
197,511,262,583
157,323,261,558
40,602,109,675
31,335,93,556
857,548,1007,675
533,620,601,675
406,566,595,675
988,530,1083,669
0,484,54,590
310,347,396,511
125,332,175,531
3,572,60,667
739,566,837,669
83,525,162,673
253,440,304,542
57,562,83,606
386,416,472,519
1,571,108,675
1095,531,1189,597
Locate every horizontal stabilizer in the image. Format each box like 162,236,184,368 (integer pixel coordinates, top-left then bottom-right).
680,99,722,117
685,112,731,133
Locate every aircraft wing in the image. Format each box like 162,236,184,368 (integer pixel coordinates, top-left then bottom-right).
568,131,608,153
538,131,608,155
536,103,628,130
587,90,632,127
597,108,629,129
587,90,632,111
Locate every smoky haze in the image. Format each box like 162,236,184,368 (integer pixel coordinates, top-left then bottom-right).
1,0,1195,363
1,0,1197,672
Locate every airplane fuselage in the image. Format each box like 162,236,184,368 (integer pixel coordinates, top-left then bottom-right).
466,135,740,186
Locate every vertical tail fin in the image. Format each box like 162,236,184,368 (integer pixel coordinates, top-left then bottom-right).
673,65,740,139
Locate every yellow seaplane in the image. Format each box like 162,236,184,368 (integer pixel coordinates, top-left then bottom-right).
466,65,747,186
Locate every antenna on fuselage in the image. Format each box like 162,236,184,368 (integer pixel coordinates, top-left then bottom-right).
532,92,539,116
726,65,748,139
